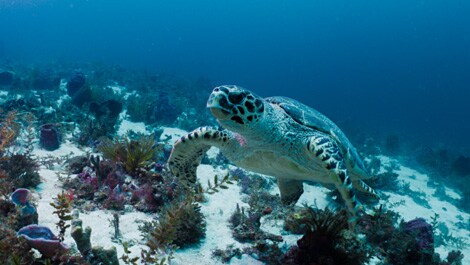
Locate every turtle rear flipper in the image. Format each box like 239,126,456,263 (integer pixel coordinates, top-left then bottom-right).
168,126,234,187
352,179,380,200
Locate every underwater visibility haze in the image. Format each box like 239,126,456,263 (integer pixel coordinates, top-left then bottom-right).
1,0,470,150
0,1,469,265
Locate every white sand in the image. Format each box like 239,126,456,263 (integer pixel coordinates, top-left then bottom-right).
378,156,470,264
29,131,469,264
117,119,150,136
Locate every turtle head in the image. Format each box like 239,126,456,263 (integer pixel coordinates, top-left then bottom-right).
207,85,265,130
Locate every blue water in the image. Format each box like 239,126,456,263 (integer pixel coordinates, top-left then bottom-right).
1,0,469,150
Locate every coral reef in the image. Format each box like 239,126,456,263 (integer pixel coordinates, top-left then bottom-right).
370,166,399,191
0,153,41,188
66,155,89,174
212,244,243,263
150,92,178,125
404,218,434,252
65,70,93,108
0,62,468,265
358,206,441,265
0,226,36,264
89,99,123,120
229,203,282,243
66,70,87,96
281,207,368,265
30,69,61,90
103,186,126,211
284,207,317,234
0,110,20,157
71,210,92,256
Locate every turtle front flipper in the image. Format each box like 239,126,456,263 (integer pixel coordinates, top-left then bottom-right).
168,126,235,187
277,178,304,205
307,135,362,223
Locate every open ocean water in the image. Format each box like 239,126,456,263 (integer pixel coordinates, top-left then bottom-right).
1,0,469,150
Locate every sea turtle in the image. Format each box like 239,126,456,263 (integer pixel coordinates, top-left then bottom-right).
168,85,378,220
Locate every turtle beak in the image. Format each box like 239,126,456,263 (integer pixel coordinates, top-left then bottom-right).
207,92,231,120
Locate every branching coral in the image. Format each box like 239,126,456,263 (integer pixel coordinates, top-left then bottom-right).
0,110,20,158
0,153,41,188
50,190,74,242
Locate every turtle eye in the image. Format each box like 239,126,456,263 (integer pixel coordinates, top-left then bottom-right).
228,92,245,104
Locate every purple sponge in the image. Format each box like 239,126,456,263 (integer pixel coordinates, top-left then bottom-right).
17,224,69,257
10,188,31,206
404,217,434,251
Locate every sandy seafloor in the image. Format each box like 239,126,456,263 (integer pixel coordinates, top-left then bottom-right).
27,120,469,265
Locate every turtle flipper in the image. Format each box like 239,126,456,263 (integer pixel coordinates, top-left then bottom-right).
307,135,362,222
168,126,234,187
277,178,304,205
353,179,380,200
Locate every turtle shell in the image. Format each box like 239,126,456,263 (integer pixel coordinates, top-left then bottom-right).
266,96,369,178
